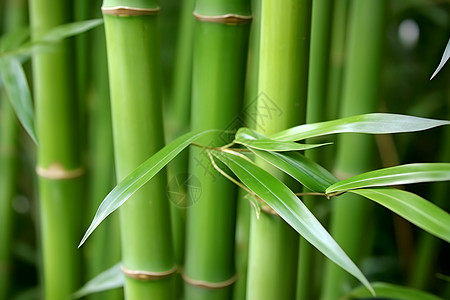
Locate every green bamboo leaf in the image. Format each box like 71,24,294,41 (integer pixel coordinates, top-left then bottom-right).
348,282,443,300
326,163,450,194
73,263,123,298
4,19,103,59
0,58,38,144
0,27,29,52
38,18,103,43
350,188,450,243
430,38,450,80
249,148,338,192
234,127,331,151
270,113,450,141
211,150,374,295
79,129,218,247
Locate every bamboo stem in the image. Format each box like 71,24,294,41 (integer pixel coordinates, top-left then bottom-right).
184,1,250,299
246,0,311,299
321,1,386,299
83,2,122,300
0,1,27,298
102,0,175,298
29,0,85,298
297,1,333,299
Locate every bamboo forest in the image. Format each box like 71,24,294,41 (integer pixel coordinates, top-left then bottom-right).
0,0,449,299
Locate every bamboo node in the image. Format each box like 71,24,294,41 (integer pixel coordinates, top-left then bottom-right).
182,273,237,289
193,12,252,25
102,6,160,17
121,264,178,281
36,163,84,180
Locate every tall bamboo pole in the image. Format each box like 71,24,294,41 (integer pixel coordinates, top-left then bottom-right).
0,1,27,298
29,0,84,298
321,1,386,299
297,1,333,299
183,1,250,299
102,0,175,299
233,1,261,299
246,1,311,299
0,88,19,300
84,2,122,300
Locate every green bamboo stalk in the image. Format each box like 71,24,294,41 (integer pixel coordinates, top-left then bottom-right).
297,1,333,299
246,1,311,299
0,82,20,300
410,119,450,289
165,0,195,271
183,1,250,299
320,1,386,299
325,0,349,123
29,0,84,298
102,1,175,299
233,1,261,299
84,2,122,299
0,1,26,298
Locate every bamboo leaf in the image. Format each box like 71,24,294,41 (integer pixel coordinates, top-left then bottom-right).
4,19,103,59
326,163,450,194
430,38,450,80
0,27,29,52
269,113,450,141
79,129,218,247
73,263,123,298
348,282,443,300
249,148,338,192
211,150,374,295
350,188,450,243
37,18,103,44
0,58,38,144
234,127,331,151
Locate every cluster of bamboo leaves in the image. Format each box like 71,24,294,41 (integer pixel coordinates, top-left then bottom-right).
1,0,450,299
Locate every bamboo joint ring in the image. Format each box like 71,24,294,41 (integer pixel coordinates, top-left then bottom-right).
193,12,252,25
102,6,160,17
182,273,237,289
121,265,178,281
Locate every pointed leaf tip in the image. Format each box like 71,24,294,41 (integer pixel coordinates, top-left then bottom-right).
78,129,219,246
430,38,450,80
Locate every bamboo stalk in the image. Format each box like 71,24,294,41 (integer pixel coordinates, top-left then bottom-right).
0,1,27,298
233,1,261,299
165,0,195,274
102,0,175,298
246,1,311,299
410,119,450,289
183,1,250,299
84,2,122,300
0,82,20,300
325,0,349,123
320,1,386,299
297,1,333,299
29,0,84,298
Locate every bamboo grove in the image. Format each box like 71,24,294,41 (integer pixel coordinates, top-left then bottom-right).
0,0,449,299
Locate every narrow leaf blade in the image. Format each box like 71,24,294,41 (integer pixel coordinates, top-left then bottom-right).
79,129,217,247
349,282,443,300
0,58,38,144
430,38,450,80
327,163,450,194
270,113,450,141
250,148,338,192
0,27,29,52
212,150,374,295
8,19,103,59
351,188,450,243
73,263,123,298
235,127,330,151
